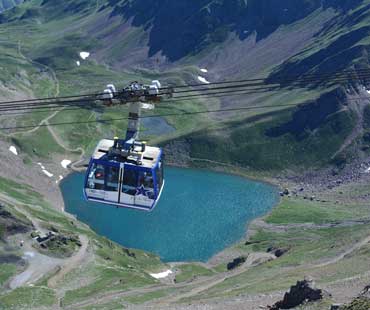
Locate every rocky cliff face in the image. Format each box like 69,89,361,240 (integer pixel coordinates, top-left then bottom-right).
106,0,363,61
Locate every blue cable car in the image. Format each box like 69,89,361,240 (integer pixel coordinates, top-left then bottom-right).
84,138,164,211
84,82,166,211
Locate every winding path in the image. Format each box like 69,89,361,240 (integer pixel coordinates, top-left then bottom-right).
47,235,89,289
63,224,370,309
11,41,86,171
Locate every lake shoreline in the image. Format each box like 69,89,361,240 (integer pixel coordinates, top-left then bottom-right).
163,162,282,265
61,165,279,264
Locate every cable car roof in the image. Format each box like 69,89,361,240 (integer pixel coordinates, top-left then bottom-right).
92,139,161,169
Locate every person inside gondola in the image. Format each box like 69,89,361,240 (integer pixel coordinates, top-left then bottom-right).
106,167,119,192
88,163,105,190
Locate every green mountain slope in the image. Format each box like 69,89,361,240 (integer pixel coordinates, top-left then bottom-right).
0,0,369,172
1,1,370,309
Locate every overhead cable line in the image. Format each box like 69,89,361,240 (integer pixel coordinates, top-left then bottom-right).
2,95,370,132
1,67,370,107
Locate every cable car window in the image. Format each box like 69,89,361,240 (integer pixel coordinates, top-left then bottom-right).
138,171,154,189
122,168,137,195
105,166,119,192
87,163,105,190
136,171,155,199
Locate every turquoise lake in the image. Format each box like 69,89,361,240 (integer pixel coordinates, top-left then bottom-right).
61,167,278,262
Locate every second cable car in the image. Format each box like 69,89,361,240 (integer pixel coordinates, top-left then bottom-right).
83,81,165,211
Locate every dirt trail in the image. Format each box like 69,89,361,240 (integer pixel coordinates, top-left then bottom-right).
45,118,86,171
0,192,89,293
313,235,370,268
253,218,370,234
7,41,61,137
70,229,370,309
0,193,63,289
13,41,86,171
65,253,275,309
14,109,61,135
9,241,62,290
18,40,60,97
151,234,370,307
48,235,89,289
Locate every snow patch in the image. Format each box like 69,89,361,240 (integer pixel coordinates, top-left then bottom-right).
23,252,35,259
200,68,208,73
150,270,173,279
42,170,54,178
79,52,90,60
9,146,18,155
76,61,81,66
141,103,155,110
37,163,45,170
367,90,370,95
198,76,210,84
365,167,370,173
61,159,72,169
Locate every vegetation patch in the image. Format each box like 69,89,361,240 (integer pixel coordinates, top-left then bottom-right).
266,198,354,224
0,263,17,287
342,297,370,310
35,233,82,258
0,286,56,310
175,264,215,283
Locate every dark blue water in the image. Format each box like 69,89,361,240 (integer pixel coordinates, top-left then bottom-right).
61,167,278,262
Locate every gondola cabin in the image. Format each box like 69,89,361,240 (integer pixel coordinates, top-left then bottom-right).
84,139,164,211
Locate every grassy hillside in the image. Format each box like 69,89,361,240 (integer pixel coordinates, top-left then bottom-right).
1,2,370,308
0,176,166,309
0,0,368,173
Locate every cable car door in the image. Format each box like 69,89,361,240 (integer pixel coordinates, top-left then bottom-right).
120,164,136,206
103,163,120,204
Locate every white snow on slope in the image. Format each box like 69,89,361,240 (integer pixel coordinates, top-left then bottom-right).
61,159,71,169
150,270,173,279
198,76,210,84
141,103,155,110
38,163,53,178
76,61,81,66
37,163,45,170
200,68,208,73
23,252,35,259
42,170,54,178
9,146,18,155
79,52,90,60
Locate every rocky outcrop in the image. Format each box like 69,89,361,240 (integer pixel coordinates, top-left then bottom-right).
227,256,247,270
267,246,289,258
269,279,324,309
0,204,33,239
